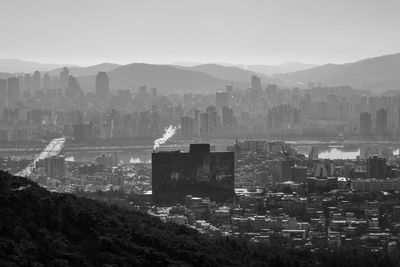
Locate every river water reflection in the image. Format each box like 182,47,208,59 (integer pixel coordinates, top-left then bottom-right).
1,141,399,162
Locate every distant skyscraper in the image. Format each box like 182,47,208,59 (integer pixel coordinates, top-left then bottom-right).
23,74,31,92
206,105,218,136
226,84,233,96
279,160,292,182
42,73,51,90
181,116,194,137
95,72,109,98
59,67,69,89
6,77,20,108
215,91,228,112
360,112,372,137
32,71,41,91
200,112,209,137
251,75,261,90
66,75,83,98
222,106,234,125
376,108,388,137
0,79,7,106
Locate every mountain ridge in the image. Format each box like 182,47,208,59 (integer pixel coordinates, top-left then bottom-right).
0,58,75,73
77,63,246,93
275,53,400,91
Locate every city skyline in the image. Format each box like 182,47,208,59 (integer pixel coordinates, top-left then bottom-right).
1,0,399,66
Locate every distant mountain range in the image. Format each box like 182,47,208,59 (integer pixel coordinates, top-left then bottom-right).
77,63,246,93
274,53,400,92
173,63,269,83
46,63,121,77
2,53,400,93
172,61,318,75
246,62,319,75
0,58,74,73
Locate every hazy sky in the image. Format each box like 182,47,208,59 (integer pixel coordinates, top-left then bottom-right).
1,0,399,66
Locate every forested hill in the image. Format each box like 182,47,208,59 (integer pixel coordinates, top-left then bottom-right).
0,171,395,266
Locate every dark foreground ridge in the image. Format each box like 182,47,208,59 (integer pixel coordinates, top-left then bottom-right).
0,171,396,267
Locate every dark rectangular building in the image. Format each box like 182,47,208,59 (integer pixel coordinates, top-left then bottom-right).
152,144,234,204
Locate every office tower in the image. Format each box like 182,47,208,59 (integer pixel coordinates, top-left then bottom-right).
181,116,194,137
226,84,233,97
308,146,319,160
376,108,388,137
200,112,209,137
6,77,20,108
73,122,95,140
222,106,234,125
59,67,69,89
23,74,31,92
32,71,41,91
206,106,218,136
360,112,372,137
150,106,160,136
43,155,65,178
215,91,228,112
251,75,261,90
367,156,386,179
95,71,109,98
0,79,6,106
42,73,51,90
290,166,307,183
152,144,234,204
66,75,83,98
183,93,193,108
279,160,292,182
193,109,200,137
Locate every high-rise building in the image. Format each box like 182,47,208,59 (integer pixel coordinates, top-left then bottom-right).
222,106,234,125
23,74,31,92
215,91,228,112
59,67,69,89
181,116,194,137
0,79,6,106
152,144,235,204
226,84,233,98
367,156,386,179
290,166,307,183
193,109,200,137
6,77,20,108
32,71,41,91
360,112,372,137
66,75,83,98
95,72,109,98
42,73,51,90
43,155,65,178
200,112,209,137
279,160,292,182
251,75,261,90
206,105,218,136
376,108,388,137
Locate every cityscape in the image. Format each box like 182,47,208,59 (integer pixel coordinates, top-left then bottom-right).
1,0,400,266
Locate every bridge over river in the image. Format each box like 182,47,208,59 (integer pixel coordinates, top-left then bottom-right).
15,137,66,177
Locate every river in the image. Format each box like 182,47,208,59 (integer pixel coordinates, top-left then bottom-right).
1,140,399,163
